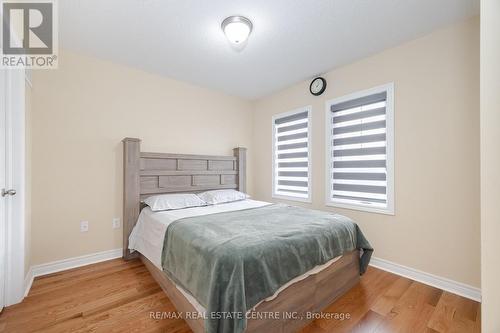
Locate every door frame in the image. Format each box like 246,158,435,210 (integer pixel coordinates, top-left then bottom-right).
1,67,26,307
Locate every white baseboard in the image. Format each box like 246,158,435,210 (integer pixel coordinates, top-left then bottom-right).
23,248,122,297
22,250,480,304
23,267,34,297
369,257,481,302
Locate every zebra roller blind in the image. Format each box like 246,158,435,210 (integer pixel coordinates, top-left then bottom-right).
328,86,394,213
273,108,311,201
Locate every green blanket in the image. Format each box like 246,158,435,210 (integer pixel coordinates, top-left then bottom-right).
161,204,373,333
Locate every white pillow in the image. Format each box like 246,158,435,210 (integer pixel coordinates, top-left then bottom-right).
197,189,249,205
144,193,206,212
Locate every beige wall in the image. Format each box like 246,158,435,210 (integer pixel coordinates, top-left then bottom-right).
30,51,254,265
29,19,481,290
480,1,500,330
252,18,480,287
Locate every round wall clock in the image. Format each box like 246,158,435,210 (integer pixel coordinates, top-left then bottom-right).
309,77,327,96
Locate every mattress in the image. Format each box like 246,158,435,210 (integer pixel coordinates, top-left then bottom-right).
129,199,342,313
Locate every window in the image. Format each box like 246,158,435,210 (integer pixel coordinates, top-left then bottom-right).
326,84,394,214
272,107,312,202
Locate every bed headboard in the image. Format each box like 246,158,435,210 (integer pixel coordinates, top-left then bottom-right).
122,137,247,260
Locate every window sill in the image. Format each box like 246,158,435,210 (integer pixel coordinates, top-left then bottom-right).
272,193,312,204
325,201,394,215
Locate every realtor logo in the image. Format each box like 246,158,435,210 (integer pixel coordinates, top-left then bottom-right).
1,0,58,68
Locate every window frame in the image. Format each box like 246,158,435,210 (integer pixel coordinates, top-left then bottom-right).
272,106,313,203
325,83,395,215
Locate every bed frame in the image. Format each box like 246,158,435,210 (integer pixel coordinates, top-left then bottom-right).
122,137,360,333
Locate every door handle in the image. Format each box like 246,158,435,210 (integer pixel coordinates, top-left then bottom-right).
1,189,16,197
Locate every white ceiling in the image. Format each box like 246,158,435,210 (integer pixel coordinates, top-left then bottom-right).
60,0,479,100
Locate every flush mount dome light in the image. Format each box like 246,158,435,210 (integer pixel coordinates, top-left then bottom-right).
221,16,253,45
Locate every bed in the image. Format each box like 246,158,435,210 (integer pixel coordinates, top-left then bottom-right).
122,138,372,333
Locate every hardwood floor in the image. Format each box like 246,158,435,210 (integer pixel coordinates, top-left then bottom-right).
0,258,480,333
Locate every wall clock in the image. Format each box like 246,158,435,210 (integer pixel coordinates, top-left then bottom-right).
309,77,327,96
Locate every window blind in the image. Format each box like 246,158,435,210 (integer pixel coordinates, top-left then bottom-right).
329,92,388,207
273,110,310,200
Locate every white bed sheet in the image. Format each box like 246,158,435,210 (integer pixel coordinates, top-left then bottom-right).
129,199,342,313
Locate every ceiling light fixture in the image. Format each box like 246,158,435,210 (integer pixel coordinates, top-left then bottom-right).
221,16,253,45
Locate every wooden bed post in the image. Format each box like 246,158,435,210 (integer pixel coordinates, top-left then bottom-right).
233,147,247,193
123,138,141,260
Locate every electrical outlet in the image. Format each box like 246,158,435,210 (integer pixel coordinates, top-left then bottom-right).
80,221,89,232
112,218,121,229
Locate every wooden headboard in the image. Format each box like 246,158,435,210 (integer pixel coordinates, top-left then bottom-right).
122,137,247,260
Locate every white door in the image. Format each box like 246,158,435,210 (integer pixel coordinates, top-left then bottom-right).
0,67,24,309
